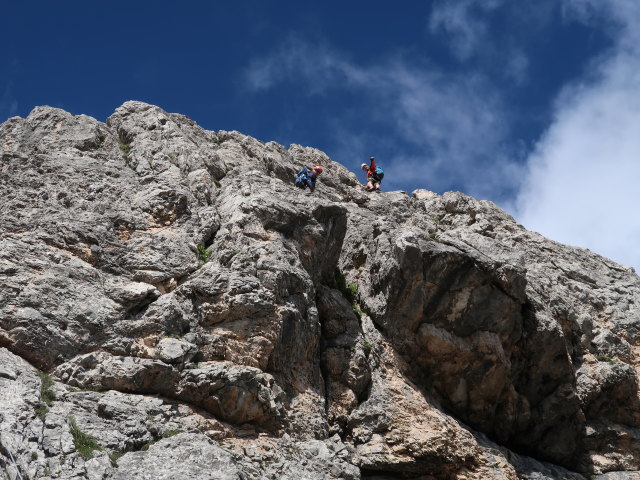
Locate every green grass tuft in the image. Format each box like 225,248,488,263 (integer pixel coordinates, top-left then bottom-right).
109,451,125,467
69,416,103,460
140,440,157,451
35,405,49,420
118,139,131,156
95,132,106,149
197,245,211,265
37,371,56,405
336,270,365,318
335,271,358,301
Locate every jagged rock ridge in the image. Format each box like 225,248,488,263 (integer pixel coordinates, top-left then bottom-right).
1,101,639,479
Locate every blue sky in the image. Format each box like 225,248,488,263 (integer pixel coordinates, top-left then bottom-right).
2,1,640,271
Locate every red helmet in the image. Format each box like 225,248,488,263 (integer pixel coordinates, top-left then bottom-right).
313,165,324,173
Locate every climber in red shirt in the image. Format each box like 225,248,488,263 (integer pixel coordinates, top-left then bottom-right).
361,157,384,192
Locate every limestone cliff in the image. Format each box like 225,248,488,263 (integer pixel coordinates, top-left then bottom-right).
1,101,639,479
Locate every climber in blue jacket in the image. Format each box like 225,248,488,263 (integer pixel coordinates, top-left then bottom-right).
295,165,324,193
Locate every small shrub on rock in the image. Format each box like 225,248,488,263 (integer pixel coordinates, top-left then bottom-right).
69,416,103,459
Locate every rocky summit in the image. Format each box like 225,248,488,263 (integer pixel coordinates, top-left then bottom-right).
1,101,640,480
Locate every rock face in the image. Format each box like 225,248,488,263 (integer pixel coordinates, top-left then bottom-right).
1,101,639,479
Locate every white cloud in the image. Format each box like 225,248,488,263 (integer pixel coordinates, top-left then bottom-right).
428,0,503,61
517,0,640,270
245,40,523,201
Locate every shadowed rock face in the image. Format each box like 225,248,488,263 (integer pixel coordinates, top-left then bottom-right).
1,102,639,479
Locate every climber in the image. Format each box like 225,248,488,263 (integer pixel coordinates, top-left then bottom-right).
361,157,384,192
295,165,324,193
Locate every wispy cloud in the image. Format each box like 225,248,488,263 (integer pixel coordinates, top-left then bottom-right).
246,38,359,93
504,48,530,86
427,0,566,89
245,39,523,201
517,0,640,270
0,81,18,120
428,0,503,61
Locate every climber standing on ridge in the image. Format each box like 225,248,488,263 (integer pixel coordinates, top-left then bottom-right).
361,156,383,192
295,165,324,193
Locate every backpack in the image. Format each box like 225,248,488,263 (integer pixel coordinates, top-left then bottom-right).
295,168,308,188
372,166,384,182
